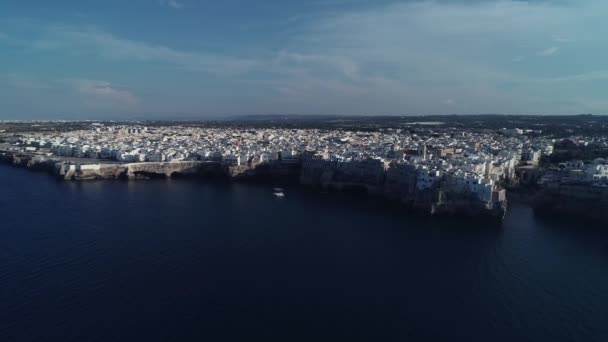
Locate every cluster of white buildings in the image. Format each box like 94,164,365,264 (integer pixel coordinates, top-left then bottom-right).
541,159,608,183
2,122,565,203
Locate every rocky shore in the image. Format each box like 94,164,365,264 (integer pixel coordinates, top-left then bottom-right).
299,160,507,221
1,151,242,180
0,151,506,221
531,181,608,223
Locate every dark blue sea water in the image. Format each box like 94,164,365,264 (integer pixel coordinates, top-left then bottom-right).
1,165,608,342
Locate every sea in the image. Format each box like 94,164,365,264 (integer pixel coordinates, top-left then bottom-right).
1,164,607,342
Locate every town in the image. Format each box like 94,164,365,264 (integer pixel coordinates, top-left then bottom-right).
1,117,607,221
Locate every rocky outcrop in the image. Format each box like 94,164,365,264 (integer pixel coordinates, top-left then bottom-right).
432,190,507,220
126,161,224,179
0,152,59,172
300,160,507,220
56,161,229,180
229,163,300,181
59,164,128,180
533,181,608,222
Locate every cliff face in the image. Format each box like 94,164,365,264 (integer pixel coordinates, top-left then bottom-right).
1,152,229,180
533,182,608,222
1,151,507,220
1,152,59,172
126,162,225,179
433,190,507,220
60,164,128,180
65,162,229,180
230,163,300,181
300,161,507,220
300,165,330,186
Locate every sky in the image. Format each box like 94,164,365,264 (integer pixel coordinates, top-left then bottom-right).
1,0,607,119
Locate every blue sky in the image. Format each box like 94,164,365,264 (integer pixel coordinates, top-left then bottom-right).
1,0,607,119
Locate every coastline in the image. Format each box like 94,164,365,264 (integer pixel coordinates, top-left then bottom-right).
8,150,606,224
0,150,507,222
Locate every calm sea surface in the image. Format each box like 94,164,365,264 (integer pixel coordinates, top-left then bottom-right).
1,164,608,341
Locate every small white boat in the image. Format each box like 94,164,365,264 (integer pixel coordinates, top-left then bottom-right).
273,192,285,198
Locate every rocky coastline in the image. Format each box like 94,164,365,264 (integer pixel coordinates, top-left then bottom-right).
0,151,506,221
531,181,608,223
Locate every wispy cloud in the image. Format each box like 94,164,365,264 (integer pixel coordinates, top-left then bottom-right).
274,51,360,80
267,0,607,114
63,79,140,109
158,0,184,10
1,0,607,116
0,73,139,113
552,35,574,43
537,46,559,56
31,24,257,75
549,70,608,82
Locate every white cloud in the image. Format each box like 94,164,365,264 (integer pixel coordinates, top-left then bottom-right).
536,46,559,56
0,74,141,114
158,0,184,10
265,0,608,114
33,25,256,75
3,0,608,116
552,35,574,43
63,79,140,109
273,51,360,80
549,70,608,82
